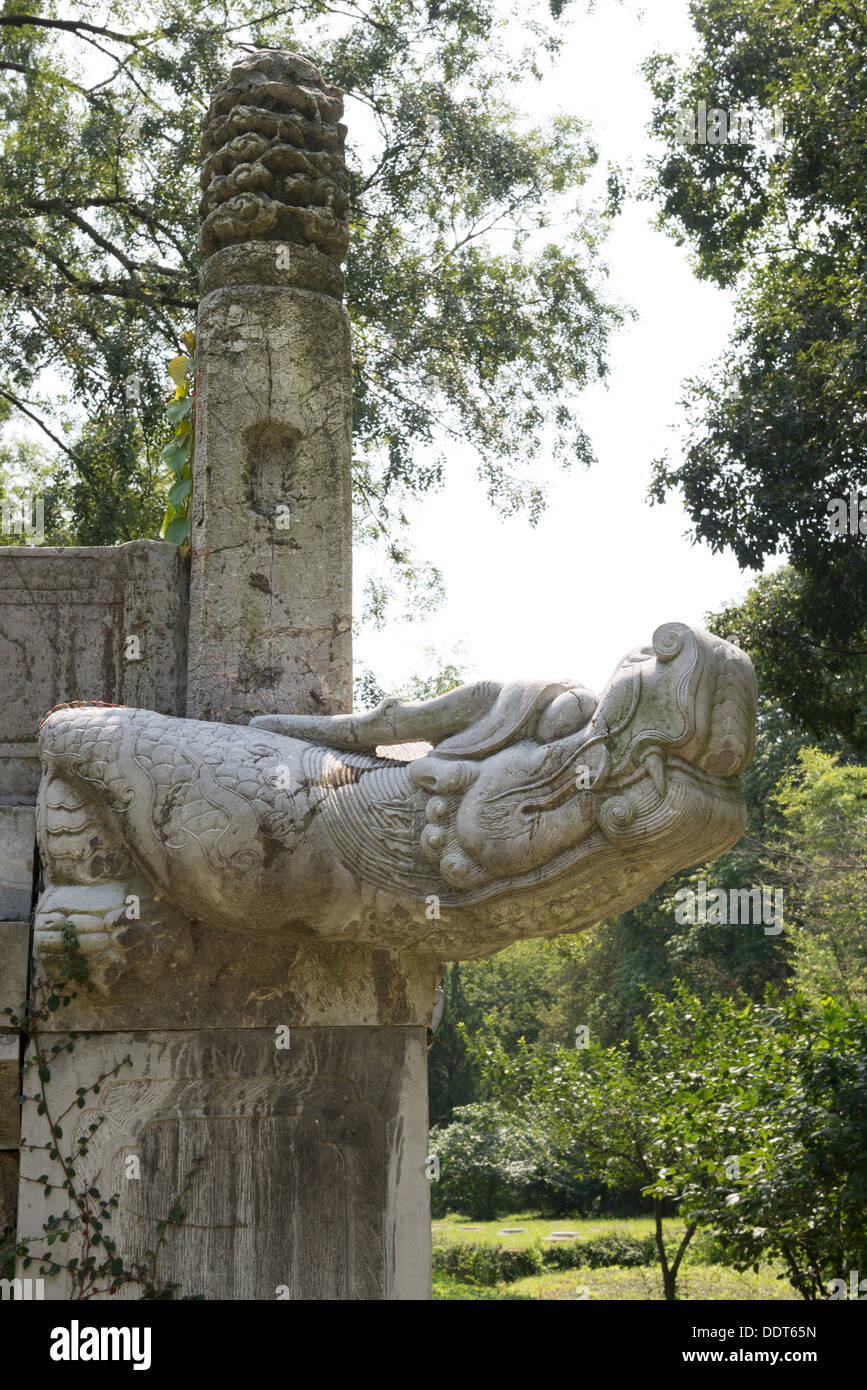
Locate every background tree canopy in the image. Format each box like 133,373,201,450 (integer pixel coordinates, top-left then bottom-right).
642,0,867,748
0,0,621,605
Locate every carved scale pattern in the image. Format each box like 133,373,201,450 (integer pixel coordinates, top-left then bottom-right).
199,50,350,264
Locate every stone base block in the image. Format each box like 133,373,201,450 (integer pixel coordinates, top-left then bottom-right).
18,1027,431,1300
0,1149,18,1245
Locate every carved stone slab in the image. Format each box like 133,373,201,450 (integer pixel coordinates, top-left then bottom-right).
0,922,29,1019
0,541,187,799
0,807,35,919
0,1031,19,1149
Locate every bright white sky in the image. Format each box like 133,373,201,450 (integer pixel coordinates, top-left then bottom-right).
354,0,765,696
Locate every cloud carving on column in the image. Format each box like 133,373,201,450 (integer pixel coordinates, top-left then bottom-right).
33,622,756,991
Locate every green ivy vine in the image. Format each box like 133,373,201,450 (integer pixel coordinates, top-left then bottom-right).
160,330,195,554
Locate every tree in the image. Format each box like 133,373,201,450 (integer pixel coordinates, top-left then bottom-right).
482,985,867,1300
428,1097,605,1218
643,0,867,744
709,570,867,757
428,1100,541,1221
770,747,867,1009
0,1,621,595
687,994,867,1301
428,940,561,1123
482,987,770,1299
428,962,478,1126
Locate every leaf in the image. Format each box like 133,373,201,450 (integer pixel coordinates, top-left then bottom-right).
166,397,192,424
167,354,190,388
160,435,192,472
168,477,191,509
164,514,191,546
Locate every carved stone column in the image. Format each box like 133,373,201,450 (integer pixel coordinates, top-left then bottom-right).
187,49,352,722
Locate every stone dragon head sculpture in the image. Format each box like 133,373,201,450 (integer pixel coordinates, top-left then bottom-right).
33,622,755,990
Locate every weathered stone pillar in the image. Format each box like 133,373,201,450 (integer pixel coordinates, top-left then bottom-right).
187,49,353,722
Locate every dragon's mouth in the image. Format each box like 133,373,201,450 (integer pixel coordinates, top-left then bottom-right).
373,740,432,763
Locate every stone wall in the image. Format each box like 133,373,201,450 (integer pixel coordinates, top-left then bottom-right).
0,539,189,1261
0,540,188,802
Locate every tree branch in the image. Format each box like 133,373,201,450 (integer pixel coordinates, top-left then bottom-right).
0,386,75,457
0,14,147,47
3,198,195,268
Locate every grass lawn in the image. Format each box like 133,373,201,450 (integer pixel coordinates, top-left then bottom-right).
431,1213,798,1301
432,1212,664,1249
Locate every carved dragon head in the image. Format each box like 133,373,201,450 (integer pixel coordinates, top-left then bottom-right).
400,622,755,902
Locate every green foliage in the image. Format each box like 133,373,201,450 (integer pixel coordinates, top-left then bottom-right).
429,1100,540,1220
0,1,620,580
476,985,867,1301
540,1232,656,1269
710,570,867,757
431,1217,791,1298
429,942,562,1122
683,1226,732,1267
160,333,195,551
643,2,867,745
681,994,867,1301
433,1230,665,1284
476,987,787,1298
429,1094,615,1219
769,747,867,1007
432,1238,542,1286
428,962,479,1126
432,1271,516,1299
0,438,65,545
354,646,466,712
433,1261,798,1300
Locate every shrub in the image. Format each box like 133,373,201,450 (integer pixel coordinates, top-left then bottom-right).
432,1239,543,1286
429,1102,540,1220
541,1232,657,1270
429,1100,607,1220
